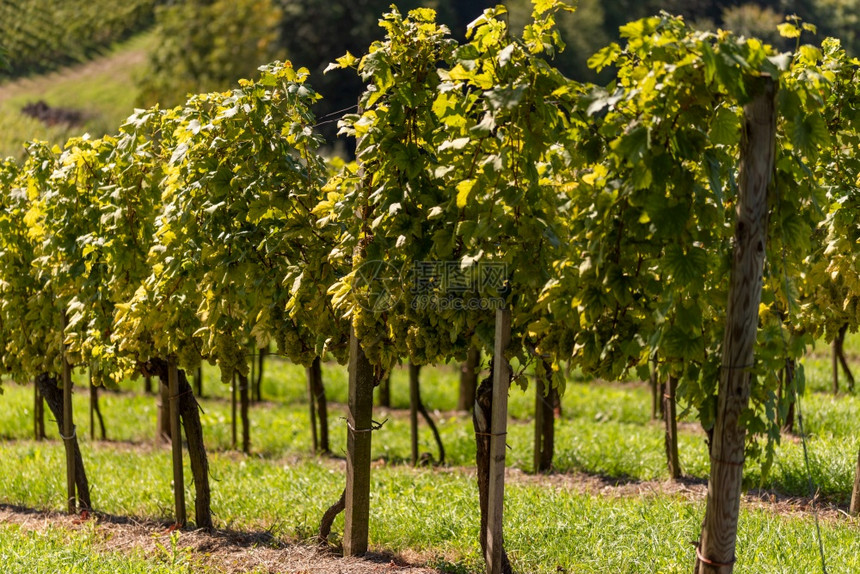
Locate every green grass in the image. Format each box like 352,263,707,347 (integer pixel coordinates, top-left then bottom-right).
0,520,205,574
1,343,859,573
0,31,156,160
0,439,859,573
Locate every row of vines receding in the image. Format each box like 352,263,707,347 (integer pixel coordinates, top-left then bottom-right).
1,2,859,573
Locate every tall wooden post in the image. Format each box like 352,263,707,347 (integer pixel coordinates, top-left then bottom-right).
62,354,76,514
486,308,511,574
343,328,375,556
695,76,775,574
410,363,420,466
168,357,186,527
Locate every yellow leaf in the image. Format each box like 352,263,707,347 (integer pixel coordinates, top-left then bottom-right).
456,179,475,208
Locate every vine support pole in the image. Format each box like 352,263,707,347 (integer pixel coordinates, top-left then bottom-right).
343,328,375,556
168,357,186,527
694,75,776,574
62,352,76,514
832,336,839,394
664,375,681,479
486,307,511,574
533,376,544,473
231,372,237,450
34,382,45,440
307,363,319,453
851,448,860,515
410,363,420,466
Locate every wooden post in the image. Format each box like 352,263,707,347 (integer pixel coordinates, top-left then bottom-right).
649,361,659,421
62,355,76,514
34,383,45,441
239,373,250,454
231,372,237,450
486,308,511,574
533,376,544,473
343,328,375,557
832,336,839,394
89,372,95,442
309,357,329,453
850,447,860,515
410,363,420,466
168,357,186,527
307,363,318,453
664,375,681,479
695,76,775,574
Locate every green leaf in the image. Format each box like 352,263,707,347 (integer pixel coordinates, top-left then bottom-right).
709,107,739,146
486,84,527,111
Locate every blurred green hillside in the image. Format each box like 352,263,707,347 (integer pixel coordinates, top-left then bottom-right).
1,0,857,157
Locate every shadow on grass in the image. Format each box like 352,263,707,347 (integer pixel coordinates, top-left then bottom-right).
0,502,466,572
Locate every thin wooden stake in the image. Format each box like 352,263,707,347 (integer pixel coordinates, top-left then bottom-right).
308,363,318,453
833,336,839,394
62,354,76,514
89,372,95,442
486,308,511,574
343,328,375,557
231,372,237,450
34,382,45,441
410,363,420,466
168,357,186,527
239,373,250,454
851,447,860,515
533,376,544,473
664,375,681,479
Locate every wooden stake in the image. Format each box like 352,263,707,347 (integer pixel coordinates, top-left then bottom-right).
833,336,839,394
231,372,237,450
533,376,544,474
343,328,375,557
486,308,511,574
62,354,76,514
695,75,776,574
851,447,860,515
664,375,681,479
89,372,95,442
410,363,420,466
34,382,45,441
239,373,250,454
307,363,318,453
168,357,186,527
